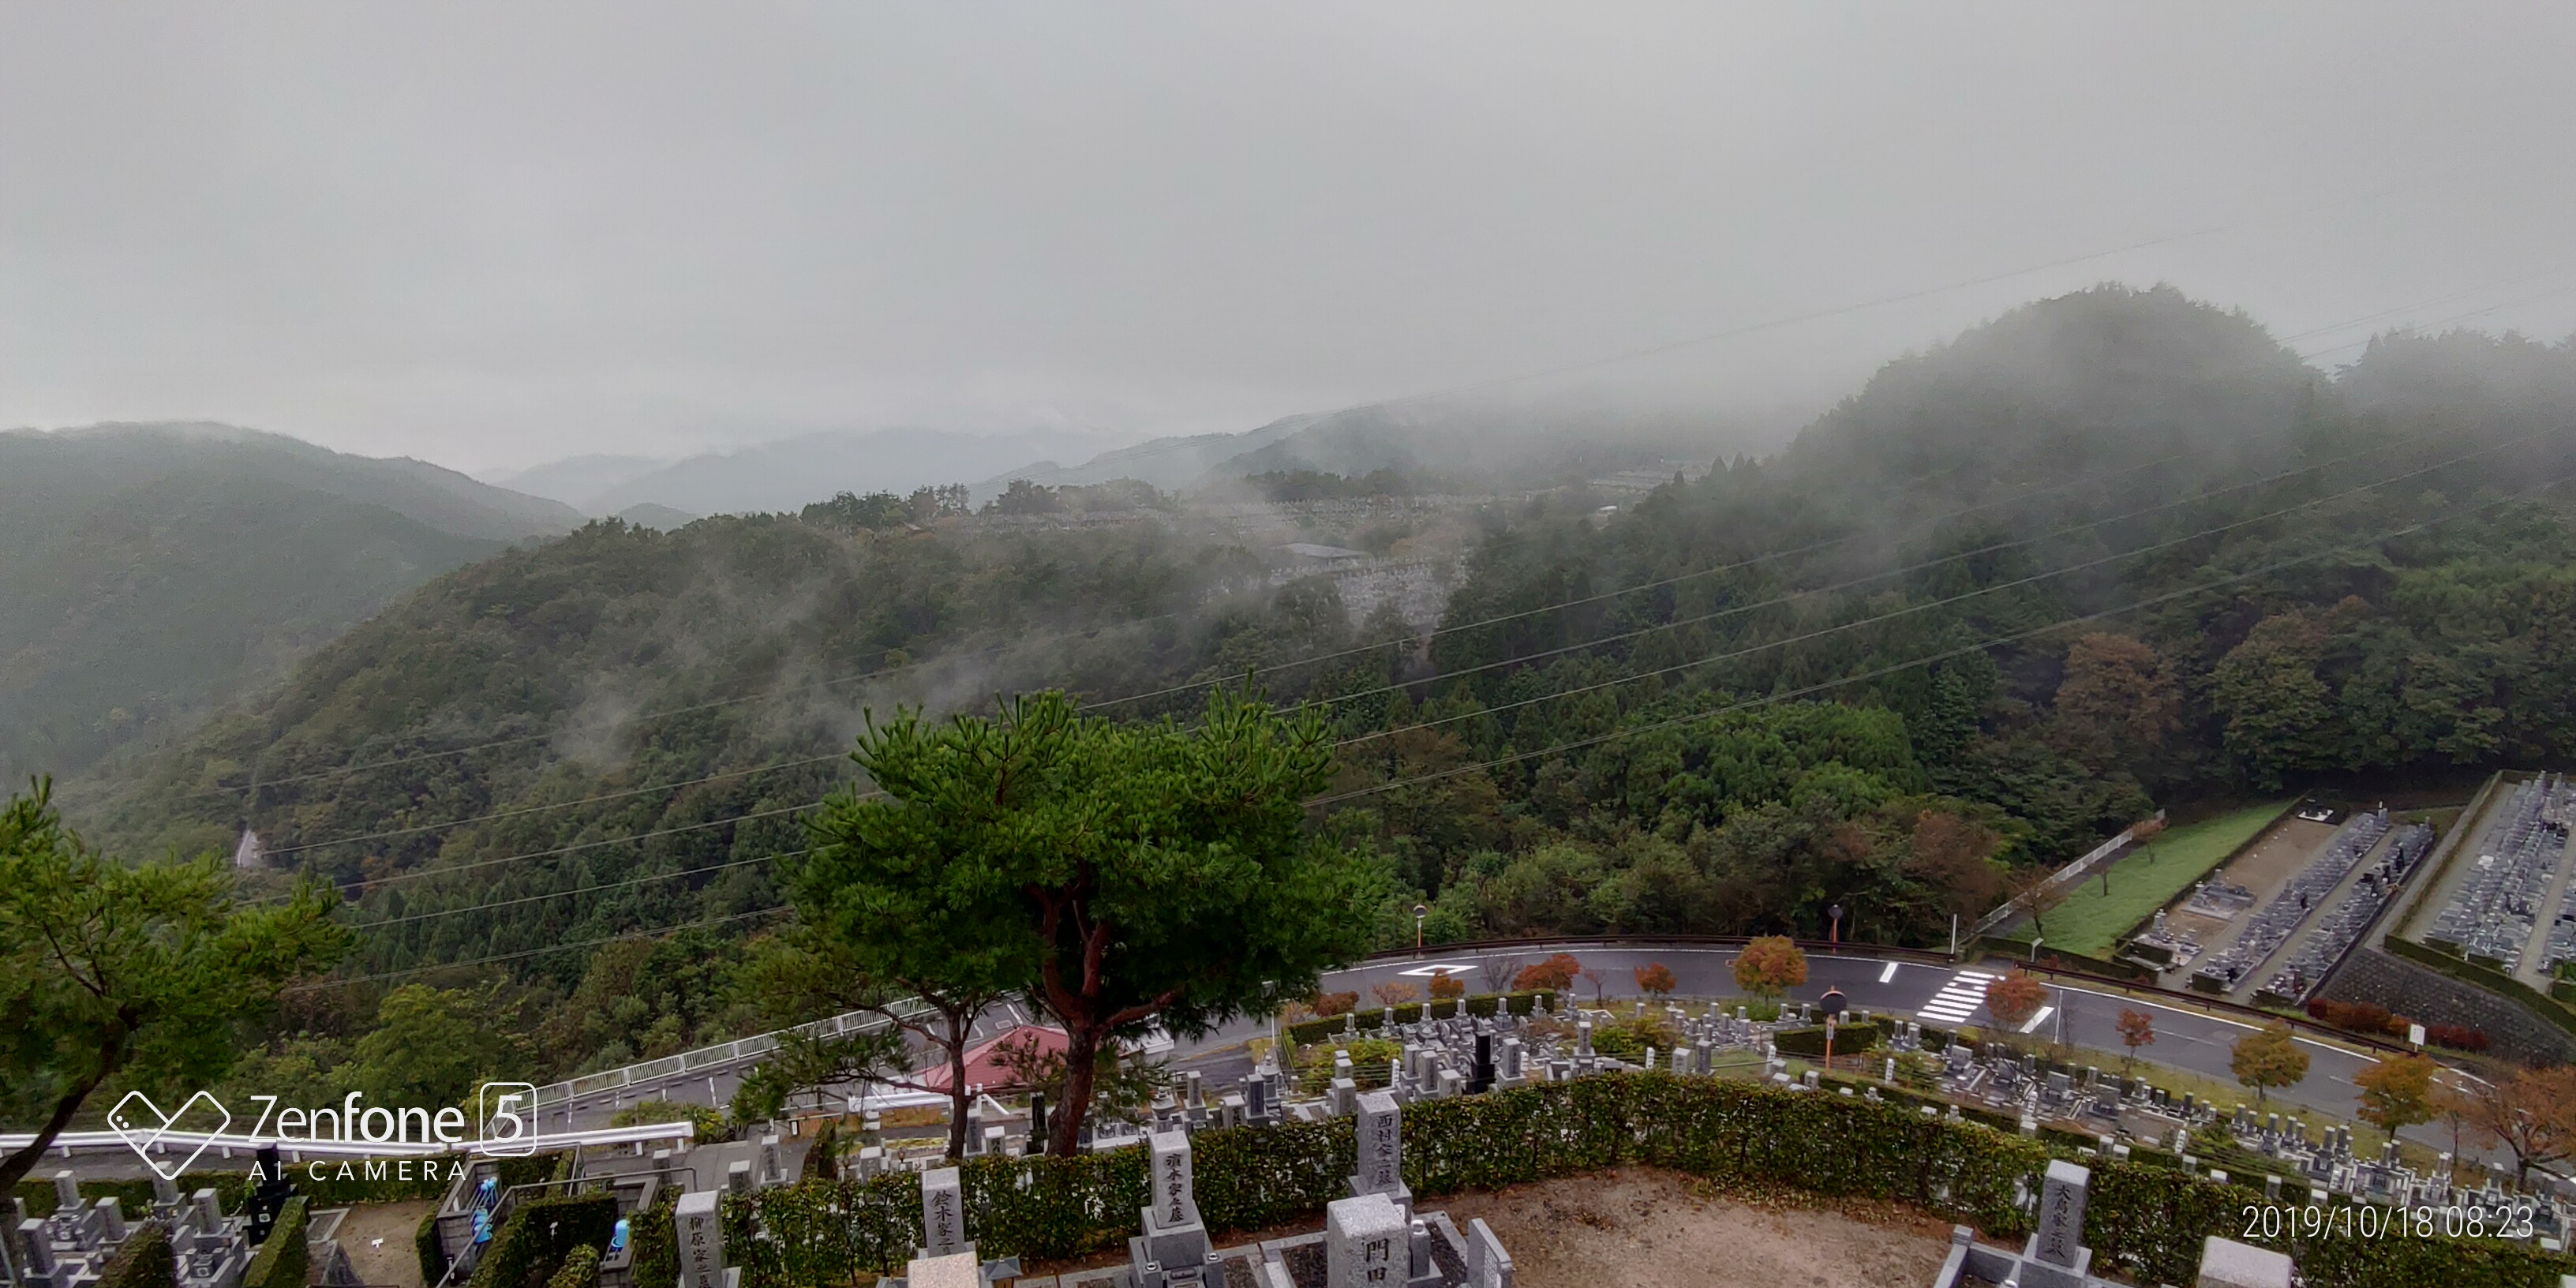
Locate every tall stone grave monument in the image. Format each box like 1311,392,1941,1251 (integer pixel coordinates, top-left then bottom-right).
1350,1091,1412,1215
673,1192,737,1288
1127,1130,1226,1288
878,1168,1019,1288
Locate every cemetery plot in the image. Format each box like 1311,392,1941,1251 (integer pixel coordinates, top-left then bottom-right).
2122,810,2334,976
2255,822,2435,1005
2188,811,2391,994
2421,773,2576,974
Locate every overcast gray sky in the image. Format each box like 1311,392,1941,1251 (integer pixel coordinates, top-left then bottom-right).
3,4,2571,474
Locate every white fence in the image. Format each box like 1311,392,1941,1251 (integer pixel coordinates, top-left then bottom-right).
1969,811,2166,937
533,998,940,1109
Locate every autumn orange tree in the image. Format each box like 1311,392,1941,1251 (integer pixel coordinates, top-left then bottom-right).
1372,979,1419,1008
1983,972,2049,1035
2465,1064,2576,1186
2354,1054,2438,1148
1513,953,1581,993
2115,1007,2155,1072
1732,936,1807,1003
1425,970,1465,1000
2230,1024,2309,1104
1634,963,1678,998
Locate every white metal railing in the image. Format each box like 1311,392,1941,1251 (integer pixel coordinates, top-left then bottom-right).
1971,811,2167,936
534,998,938,1107
0,1118,695,1162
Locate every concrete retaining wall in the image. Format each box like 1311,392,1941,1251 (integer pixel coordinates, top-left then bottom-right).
2316,944,2576,1065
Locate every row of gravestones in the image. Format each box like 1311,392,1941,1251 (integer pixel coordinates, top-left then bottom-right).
679,1092,1515,1288
8,1172,255,1288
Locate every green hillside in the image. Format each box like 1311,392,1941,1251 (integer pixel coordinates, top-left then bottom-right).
0,424,582,783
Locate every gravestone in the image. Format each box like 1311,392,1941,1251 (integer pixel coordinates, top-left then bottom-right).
919,1167,966,1259
1324,1193,1408,1288
2193,1236,2292,1288
1129,1130,1222,1288
674,1191,732,1288
1350,1091,1412,1213
2028,1160,2091,1282
17,1219,55,1279
1465,1217,1513,1288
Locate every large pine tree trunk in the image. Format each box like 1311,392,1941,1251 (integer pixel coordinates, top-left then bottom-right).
944,1009,973,1160
1050,1024,1103,1158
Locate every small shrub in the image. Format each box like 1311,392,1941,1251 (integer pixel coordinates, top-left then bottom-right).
242,1197,309,1288
546,1245,602,1288
101,1224,174,1288
2428,1024,2490,1053
1294,1037,1403,1095
1311,990,1358,1018
1427,971,1466,1001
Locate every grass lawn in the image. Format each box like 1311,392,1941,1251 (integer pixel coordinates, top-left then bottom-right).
2005,800,2293,958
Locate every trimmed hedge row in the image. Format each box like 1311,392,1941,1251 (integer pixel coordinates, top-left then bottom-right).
2087,1159,2576,1288
242,1196,310,1288
467,1193,620,1288
637,1074,2041,1288
418,1208,451,1286
1285,990,1556,1046
99,1223,176,1288
631,1073,2575,1288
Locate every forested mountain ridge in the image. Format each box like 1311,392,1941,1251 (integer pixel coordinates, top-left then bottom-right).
52,286,2576,1090
0,423,582,783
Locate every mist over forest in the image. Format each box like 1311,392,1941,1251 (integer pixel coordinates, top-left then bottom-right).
17,284,2570,1090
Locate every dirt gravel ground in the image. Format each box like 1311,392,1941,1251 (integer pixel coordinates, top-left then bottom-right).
1010,1167,1962,1288
327,1199,436,1287
1435,1167,1956,1288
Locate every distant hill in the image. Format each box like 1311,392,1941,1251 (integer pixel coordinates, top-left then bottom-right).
1776,285,2316,519
975,393,1772,497
0,423,581,784
485,454,670,514
582,426,1134,516
611,502,700,530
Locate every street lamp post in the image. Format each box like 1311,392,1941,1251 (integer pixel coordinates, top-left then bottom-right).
1413,903,1428,952
1818,987,1848,1073
1827,902,1844,945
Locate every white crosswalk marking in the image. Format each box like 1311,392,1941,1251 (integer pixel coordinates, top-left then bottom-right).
1914,968,1995,1024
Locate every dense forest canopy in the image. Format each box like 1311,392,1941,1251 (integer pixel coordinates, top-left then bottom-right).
39,285,2576,1103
